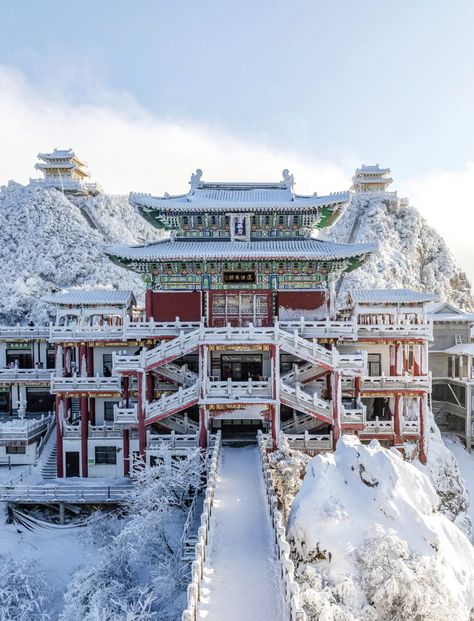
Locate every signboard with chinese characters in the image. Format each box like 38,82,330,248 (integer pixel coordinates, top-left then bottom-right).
223,271,256,284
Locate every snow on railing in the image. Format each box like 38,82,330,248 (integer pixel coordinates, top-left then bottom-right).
278,316,357,339
402,420,420,434
0,325,50,339
146,383,199,421
0,414,54,440
280,381,332,419
285,431,332,452
257,431,307,621
181,431,221,621
0,368,51,382
113,404,138,425
362,418,394,434
363,373,431,389
204,377,272,399
357,321,432,338
0,483,130,503
50,374,121,392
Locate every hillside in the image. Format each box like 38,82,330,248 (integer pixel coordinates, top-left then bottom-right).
327,193,473,309
0,182,157,324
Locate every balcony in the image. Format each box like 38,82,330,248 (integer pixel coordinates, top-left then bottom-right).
341,400,366,424
0,325,50,340
277,317,357,340
63,424,123,439
204,378,273,401
402,420,420,434
0,414,53,443
0,368,51,383
112,352,144,373
356,321,432,340
284,432,333,453
113,404,138,426
51,374,121,393
361,418,394,434
362,374,431,391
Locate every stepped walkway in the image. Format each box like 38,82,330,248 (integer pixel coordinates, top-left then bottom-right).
197,445,284,621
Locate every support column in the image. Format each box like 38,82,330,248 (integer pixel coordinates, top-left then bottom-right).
465,384,472,451
55,395,64,478
199,406,208,449
270,343,280,449
354,375,361,400
419,394,427,464
393,394,402,443
79,343,87,376
145,289,153,321
123,429,130,476
270,404,279,450
137,372,146,464
331,370,341,450
87,346,94,376
80,395,88,477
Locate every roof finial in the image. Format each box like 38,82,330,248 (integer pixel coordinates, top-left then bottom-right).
190,168,203,190
282,169,294,189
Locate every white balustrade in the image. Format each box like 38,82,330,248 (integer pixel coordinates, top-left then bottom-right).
0,368,51,382
50,374,121,392
0,325,50,339
181,432,222,621
402,420,420,434
280,381,332,418
363,373,431,390
362,418,394,434
0,414,53,440
113,404,138,426
257,431,307,621
204,377,272,400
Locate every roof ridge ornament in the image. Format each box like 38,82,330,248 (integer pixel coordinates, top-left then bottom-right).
282,169,294,190
190,168,203,191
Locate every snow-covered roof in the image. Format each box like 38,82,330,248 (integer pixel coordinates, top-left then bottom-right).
45,289,135,307
427,302,474,323
129,169,350,212
37,149,85,163
350,289,437,305
443,343,474,356
354,164,391,176
107,239,377,262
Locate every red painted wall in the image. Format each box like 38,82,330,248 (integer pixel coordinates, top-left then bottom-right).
146,291,202,322
277,291,327,319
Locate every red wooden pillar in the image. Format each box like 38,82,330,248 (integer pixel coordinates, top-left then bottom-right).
354,375,361,400
199,406,208,449
89,397,96,426
270,405,278,450
80,395,88,477
137,373,146,464
55,395,64,478
146,373,155,403
331,371,341,450
419,395,427,464
326,372,332,401
393,394,401,443
123,429,130,476
123,376,130,407
79,343,87,375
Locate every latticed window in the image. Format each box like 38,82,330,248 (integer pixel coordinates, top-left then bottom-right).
212,295,225,315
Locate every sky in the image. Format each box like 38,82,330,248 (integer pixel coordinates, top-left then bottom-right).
0,0,474,283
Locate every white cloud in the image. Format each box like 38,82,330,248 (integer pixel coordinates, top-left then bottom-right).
0,64,472,286
0,65,350,196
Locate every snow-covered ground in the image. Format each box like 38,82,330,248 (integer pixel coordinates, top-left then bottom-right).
198,445,284,621
288,436,474,621
443,433,474,538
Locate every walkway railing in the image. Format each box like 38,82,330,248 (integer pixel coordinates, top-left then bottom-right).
181,431,221,621
0,483,131,503
0,414,54,440
257,431,307,621
0,368,51,382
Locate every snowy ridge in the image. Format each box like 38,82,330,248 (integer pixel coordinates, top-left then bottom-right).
328,193,473,309
287,435,474,621
0,182,157,324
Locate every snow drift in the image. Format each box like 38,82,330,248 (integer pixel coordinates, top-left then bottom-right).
287,435,474,621
328,193,473,309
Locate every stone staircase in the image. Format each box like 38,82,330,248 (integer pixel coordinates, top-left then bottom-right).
40,440,57,479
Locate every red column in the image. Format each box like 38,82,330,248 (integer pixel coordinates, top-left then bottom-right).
80,395,88,477
137,373,146,464
332,371,341,450
354,375,361,400
146,373,155,402
199,406,208,449
394,394,401,443
419,395,427,464
326,372,332,401
270,405,278,450
89,398,96,426
55,395,64,478
123,429,130,476
79,344,87,375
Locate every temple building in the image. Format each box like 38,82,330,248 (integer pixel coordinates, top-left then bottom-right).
32,148,101,195
351,164,393,193
0,169,437,477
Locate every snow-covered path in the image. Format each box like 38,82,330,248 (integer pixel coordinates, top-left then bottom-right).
198,445,284,621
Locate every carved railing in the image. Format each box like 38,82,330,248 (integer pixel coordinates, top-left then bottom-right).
181,431,221,621
257,431,307,621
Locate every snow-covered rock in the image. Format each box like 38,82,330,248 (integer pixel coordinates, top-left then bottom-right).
287,435,474,621
327,194,473,309
0,182,157,324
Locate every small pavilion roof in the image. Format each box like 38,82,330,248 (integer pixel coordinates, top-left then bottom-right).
354,164,391,176
349,288,437,305
45,289,135,307
427,302,474,323
106,238,377,262
443,343,474,356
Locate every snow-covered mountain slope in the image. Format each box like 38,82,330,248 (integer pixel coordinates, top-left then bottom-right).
287,436,474,621
327,193,473,309
0,182,157,324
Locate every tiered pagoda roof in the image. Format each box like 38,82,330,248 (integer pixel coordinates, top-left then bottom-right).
351,164,393,192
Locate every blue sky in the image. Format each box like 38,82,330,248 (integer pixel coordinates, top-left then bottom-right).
1,1,474,280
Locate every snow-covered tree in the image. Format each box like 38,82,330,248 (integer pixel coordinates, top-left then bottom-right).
0,554,53,621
